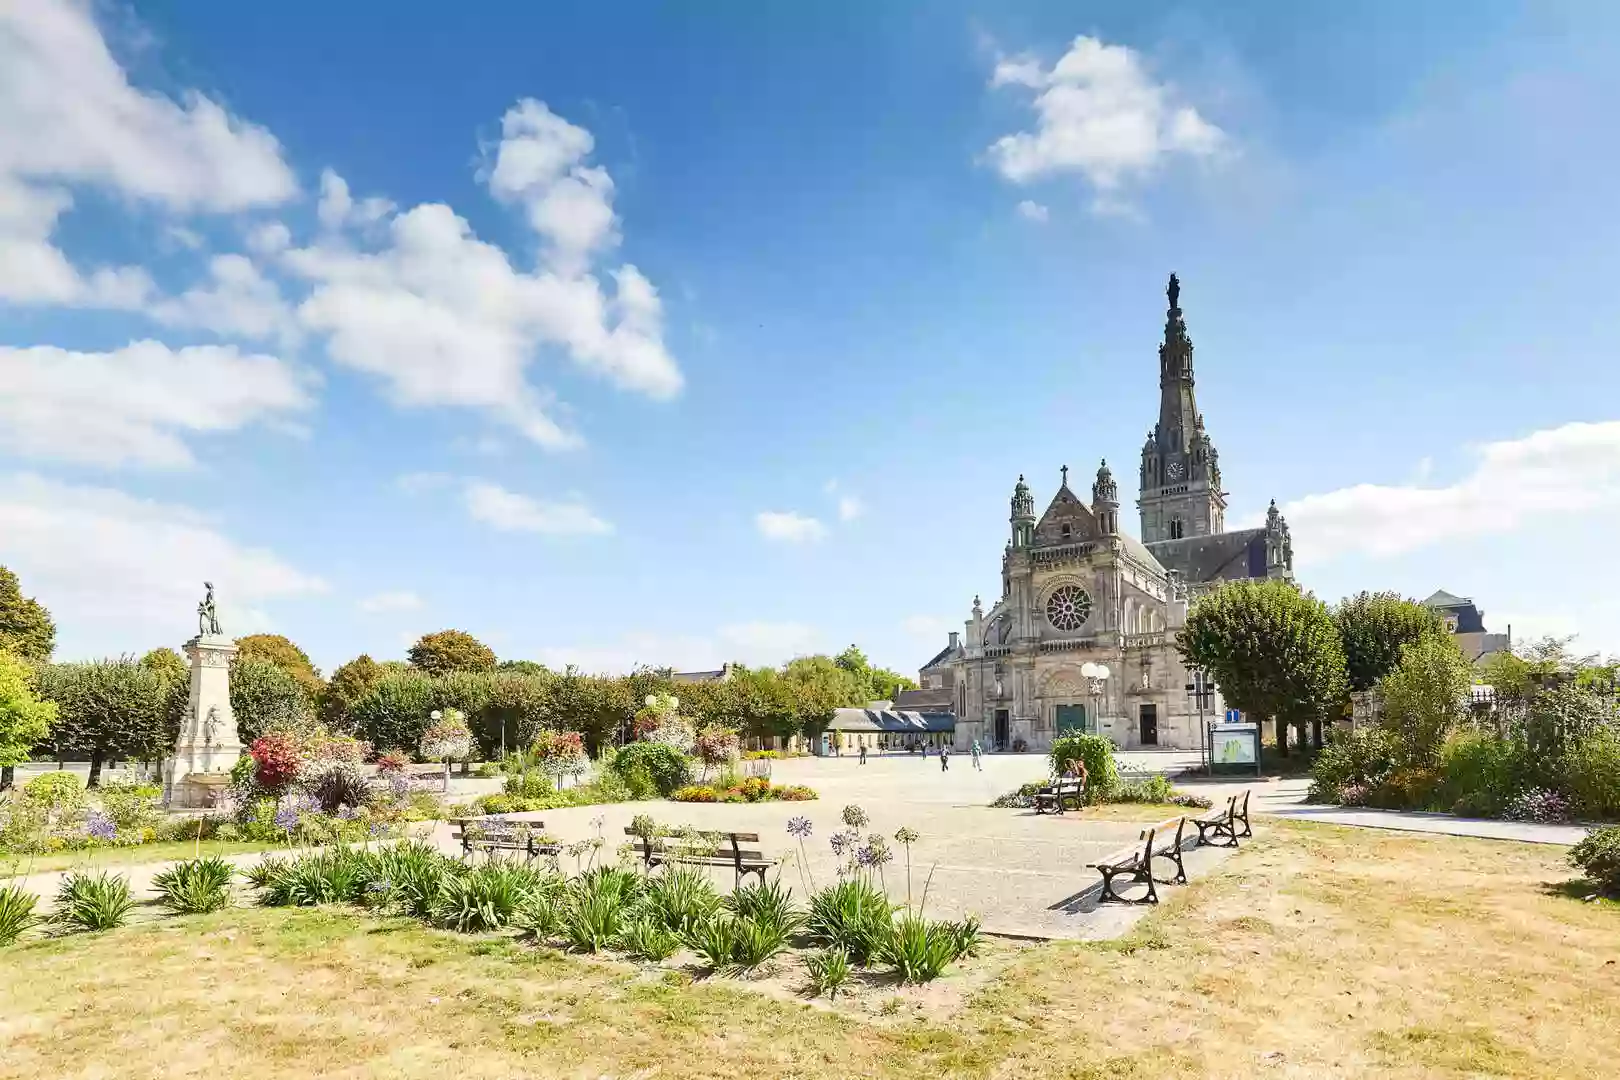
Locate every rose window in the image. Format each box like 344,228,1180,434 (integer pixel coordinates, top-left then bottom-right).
1045,585,1092,631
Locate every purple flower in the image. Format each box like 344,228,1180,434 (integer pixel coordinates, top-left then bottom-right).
857,835,892,868
840,805,869,829
829,831,854,857
273,805,300,832
337,805,360,820
85,810,117,842
369,822,390,838
787,816,813,839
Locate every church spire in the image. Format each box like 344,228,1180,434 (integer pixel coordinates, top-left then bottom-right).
1139,273,1228,542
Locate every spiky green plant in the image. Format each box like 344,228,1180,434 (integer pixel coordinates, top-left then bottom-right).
878,912,959,983
685,914,742,973
723,878,802,938
562,872,632,952
152,856,235,914
0,884,40,946
643,865,720,935
803,947,851,999
806,878,894,965
433,859,547,932
619,915,682,961
52,870,135,931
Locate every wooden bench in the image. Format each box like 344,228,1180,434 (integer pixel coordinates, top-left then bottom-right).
1033,777,1085,814
1088,827,1160,905
450,817,559,863
623,827,771,887
1193,795,1240,848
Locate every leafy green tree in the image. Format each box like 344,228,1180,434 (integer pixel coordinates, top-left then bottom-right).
0,651,56,790
833,644,917,702
235,633,323,699
0,566,55,662
781,654,865,740
1377,635,1474,767
320,654,382,731
497,659,550,676
1333,591,1445,693
140,647,191,753
348,668,438,752
34,658,168,786
1177,579,1348,755
230,655,315,743
408,629,497,675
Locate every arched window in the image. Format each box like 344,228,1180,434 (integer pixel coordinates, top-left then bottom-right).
1169,517,1184,540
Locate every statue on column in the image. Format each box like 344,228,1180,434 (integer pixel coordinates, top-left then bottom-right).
197,581,222,636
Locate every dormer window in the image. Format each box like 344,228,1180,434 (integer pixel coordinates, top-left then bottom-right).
1061,524,1072,539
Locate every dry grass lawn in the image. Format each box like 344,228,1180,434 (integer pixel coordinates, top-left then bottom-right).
1,839,282,877
2,820,1617,1079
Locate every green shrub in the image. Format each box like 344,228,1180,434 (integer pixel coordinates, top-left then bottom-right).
730,914,792,973
1367,766,1443,811
1570,826,1620,896
806,878,894,965
803,947,851,998
1436,731,1521,817
1308,727,1398,802
562,875,631,952
1114,775,1176,804
52,870,134,931
1564,727,1620,821
1048,734,1119,795
152,856,235,914
610,743,690,797
22,772,85,815
0,884,39,945
685,914,742,972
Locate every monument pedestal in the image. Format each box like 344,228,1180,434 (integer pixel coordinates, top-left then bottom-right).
162,634,243,809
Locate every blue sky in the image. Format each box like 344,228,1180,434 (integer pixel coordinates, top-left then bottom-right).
3,1,1619,675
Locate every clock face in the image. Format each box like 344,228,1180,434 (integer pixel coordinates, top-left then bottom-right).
1166,460,1184,480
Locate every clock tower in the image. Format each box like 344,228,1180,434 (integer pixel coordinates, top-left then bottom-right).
1138,274,1226,542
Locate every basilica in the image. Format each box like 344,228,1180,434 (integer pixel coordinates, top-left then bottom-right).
918,275,1295,753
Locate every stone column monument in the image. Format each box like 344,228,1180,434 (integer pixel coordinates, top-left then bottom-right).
162,582,244,809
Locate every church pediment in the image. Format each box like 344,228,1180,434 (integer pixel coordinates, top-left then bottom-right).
1032,485,1098,546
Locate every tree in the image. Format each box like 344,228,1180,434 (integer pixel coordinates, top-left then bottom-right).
34,658,168,786
321,654,382,731
1177,579,1348,755
781,654,865,740
139,647,188,684
230,655,315,743
497,659,550,676
833,644,917,702
408,629,497,675
235,633,323,699
0,566,55,662
0,651,56,790
140,647,191,757
348,668,438,752
1333,592,1445,694
1377,635,1473,767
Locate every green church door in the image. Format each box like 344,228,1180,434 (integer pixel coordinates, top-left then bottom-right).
1055,704,1087,736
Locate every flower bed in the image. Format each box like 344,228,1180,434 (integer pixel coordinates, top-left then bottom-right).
671,777,816,803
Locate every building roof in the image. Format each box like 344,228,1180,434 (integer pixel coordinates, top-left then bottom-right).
1420,589,1471,609
920,642,958,670
892,687,953,711
1146,527,1267,584
671,664,732,684
826,708,956,733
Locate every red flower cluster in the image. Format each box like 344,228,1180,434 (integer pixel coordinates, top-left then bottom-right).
532,729,586,760
249,732,302,792
373,749,412,775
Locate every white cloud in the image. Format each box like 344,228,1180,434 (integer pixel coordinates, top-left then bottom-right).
0,473,325,651
317,169,393,232
358,590,424,614
486,100,618,271
987,36,1223,207
0,341,315,468
0,3,295,306
755,510,827,544
463,479,612,536
836,495,864,522
166,225,204,250
246,221,291,256
533,621,823,675
1278,420,1620,563
1016,199,1050,222
149,253,298,343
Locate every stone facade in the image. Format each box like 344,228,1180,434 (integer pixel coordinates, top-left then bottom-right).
927,275,1296,753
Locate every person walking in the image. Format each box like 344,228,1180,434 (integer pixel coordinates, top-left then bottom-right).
858,743,867,765
970,739,983,771
940,744,951,772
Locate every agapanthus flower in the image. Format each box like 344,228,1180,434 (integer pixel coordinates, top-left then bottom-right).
830,830,857,857
862,835,892,866
84,810,117,842
894,826,919,845
369,822,390,838
273,805,300,832
786,816,813,839
841,805,869,829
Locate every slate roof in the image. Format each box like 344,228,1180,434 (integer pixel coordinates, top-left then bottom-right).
826,708,956,733
671,667,729,684
892,687,954,711
1420,589,1470,609
1145,526,1269,584
920,642,958,670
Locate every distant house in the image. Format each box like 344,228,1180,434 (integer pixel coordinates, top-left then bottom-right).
1421,590,1510,661
819,708,955,755
671,663,735,684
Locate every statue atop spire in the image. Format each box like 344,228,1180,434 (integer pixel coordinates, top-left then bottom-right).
1167,272,1181,312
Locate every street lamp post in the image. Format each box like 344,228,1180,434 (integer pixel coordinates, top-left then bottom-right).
1080,662,1110,736
1185,670,1215,771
